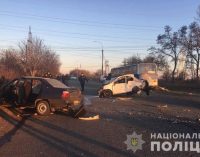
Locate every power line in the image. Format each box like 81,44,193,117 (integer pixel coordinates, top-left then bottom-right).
0,24,153,42
0,11,162,31
0,26,156,44
0,23,154,41
0,11,162,29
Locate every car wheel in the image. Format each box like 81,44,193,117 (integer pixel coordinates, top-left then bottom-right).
36,101,50,116
132,86,140,94
103,90,112,98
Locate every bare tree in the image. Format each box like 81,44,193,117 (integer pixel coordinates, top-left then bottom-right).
0,49,24,79
18,37,61,76
189,22,200,80
122,55,142,66
149,26,181,81
143,53,169,71
179,23,200,80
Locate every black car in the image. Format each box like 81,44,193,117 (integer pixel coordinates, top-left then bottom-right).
0,76,84,116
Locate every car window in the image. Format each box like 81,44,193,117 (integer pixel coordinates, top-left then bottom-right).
32,80,42,94
127,76,134,82
46,78,67,88
115,77,126,84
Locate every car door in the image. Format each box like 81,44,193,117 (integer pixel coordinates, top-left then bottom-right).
126,76,135,92
112,76,126,95
1,79,19,102
126,76,142,92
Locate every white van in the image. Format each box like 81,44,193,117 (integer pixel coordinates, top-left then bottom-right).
98,74,149,98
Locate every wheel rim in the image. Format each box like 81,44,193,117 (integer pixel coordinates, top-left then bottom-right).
38,103,47,114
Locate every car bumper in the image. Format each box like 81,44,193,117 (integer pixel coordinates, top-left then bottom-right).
68,99,84,111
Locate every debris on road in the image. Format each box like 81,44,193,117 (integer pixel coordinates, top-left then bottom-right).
128,112,134,116
183,109,191,112
117,97,132,101
19,107,26,110
156,86,170,92
157,105,168,108
112,100,116,103
79,115,99,120
105,118,112,122
172,119,178,124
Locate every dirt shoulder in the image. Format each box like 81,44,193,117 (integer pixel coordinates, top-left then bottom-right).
159,80,200,94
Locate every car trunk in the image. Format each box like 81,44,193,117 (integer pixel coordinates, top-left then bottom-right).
67,87,83,105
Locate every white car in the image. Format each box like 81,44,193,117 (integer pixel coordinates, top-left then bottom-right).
98,74,149,98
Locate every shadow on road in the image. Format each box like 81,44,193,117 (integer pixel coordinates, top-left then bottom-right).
0,107,134,157
0,108,101,157
0,109,28,147
28,116,133,157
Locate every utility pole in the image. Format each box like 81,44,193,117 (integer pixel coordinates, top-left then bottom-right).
94,41,104,75
102,48,104,75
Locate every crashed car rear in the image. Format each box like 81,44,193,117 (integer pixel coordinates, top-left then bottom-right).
0,76,84,116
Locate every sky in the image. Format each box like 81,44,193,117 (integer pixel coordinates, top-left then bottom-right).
0,0,199,73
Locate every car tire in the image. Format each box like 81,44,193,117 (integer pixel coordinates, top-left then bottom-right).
132,86,140,94
103,90,113,98
36,101,50,116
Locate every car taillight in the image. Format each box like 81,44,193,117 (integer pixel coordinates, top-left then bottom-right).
62,91,70,100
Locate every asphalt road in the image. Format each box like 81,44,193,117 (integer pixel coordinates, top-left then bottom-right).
68,79,101,95
0,80,200,157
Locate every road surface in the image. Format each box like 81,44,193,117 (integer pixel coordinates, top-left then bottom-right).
0,80,200,157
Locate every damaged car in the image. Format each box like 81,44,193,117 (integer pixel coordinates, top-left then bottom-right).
0,76,84,117
98,74,150,98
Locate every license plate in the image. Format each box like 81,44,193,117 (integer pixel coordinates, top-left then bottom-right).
74,100,80,105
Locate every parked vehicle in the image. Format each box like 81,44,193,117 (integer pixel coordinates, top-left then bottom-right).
98,74,149,98
0,76,84,116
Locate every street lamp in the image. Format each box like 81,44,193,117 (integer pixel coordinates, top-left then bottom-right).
94,41,104,75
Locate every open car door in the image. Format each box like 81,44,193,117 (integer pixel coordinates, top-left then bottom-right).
112,76,127,95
